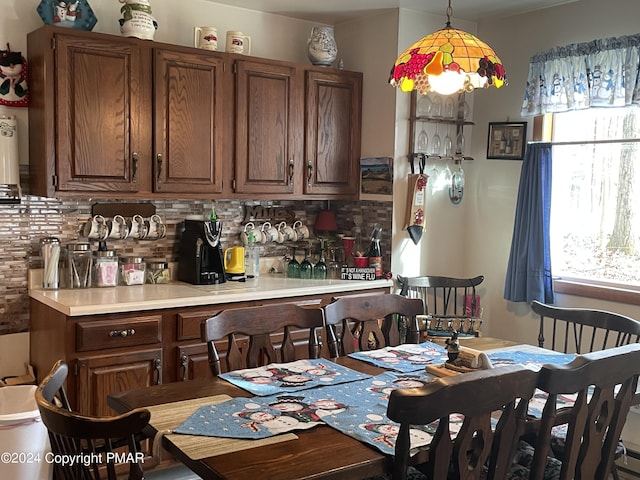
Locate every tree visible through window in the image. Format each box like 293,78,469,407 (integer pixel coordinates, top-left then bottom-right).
551,106,640,286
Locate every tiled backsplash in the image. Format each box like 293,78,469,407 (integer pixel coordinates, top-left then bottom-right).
0,194,392,335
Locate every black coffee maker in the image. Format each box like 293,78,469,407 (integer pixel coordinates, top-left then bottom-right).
178,219,226,284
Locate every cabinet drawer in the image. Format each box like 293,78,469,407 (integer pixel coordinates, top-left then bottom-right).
177,311,216,341
76,315,162,351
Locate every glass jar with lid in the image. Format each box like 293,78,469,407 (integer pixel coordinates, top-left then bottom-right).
119,256,146,286
93,250,119,287
146,260,171,284
67,242,93,288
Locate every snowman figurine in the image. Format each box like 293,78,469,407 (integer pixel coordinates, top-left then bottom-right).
118,0,157,40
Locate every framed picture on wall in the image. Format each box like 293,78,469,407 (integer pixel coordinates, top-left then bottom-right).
487,122,527,160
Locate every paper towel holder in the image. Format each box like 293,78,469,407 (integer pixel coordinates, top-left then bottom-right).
0,115,22,204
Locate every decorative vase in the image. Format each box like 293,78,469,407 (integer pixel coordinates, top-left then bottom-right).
118,0,157,41
308,26,337,66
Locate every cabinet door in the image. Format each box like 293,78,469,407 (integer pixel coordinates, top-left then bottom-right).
77,348,162,417
234,60,302,194
305,70,362,197
154,49,226,194
55,35,147,193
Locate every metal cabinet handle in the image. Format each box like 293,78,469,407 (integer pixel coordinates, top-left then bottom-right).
109,328,136,337
154,358,162,385
289,158,294,184
307,161,313,187
156,154,163,183
180,354,188,382
132,152,138,181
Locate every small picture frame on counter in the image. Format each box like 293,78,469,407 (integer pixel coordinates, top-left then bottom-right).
487,122,527,160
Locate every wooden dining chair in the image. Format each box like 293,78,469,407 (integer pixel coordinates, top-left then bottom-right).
517,343,640,480
386,364,539,480
398,275,484,338
36,360,152,480
201,303,326,375
321,293,424,357
531,300,640,353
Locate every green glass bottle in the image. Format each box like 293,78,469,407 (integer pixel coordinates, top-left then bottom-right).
299,249,313,279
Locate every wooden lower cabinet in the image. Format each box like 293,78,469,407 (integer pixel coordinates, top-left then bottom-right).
29,287,389,415
77,348,162,417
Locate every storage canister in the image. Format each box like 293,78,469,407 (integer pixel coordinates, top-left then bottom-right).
67,242,93,288
119,256,146,286
93,250,119,287
146,260,171,284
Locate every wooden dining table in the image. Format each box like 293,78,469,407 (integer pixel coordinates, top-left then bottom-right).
107,337,517,480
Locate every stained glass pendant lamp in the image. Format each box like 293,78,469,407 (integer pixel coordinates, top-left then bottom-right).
389,0,507,95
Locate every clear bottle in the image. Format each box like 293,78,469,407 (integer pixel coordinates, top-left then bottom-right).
299,249,313,279
245,230,260,278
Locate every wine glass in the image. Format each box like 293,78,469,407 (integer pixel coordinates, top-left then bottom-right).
444,97,455,119
456,129,465,155
431,95,442,118
314,248,327,280
431,125,441,156
443,125,453,157
299,249,313,279
417,94,432,117
417,124,428,153
287,247,300,278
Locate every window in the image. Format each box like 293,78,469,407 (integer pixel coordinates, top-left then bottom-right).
550,106,640,289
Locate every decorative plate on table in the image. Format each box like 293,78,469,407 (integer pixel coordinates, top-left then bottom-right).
37,0,98,31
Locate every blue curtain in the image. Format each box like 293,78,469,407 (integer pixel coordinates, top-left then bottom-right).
504,143,554,304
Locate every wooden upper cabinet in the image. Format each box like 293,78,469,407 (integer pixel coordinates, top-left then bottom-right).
54,34,149,194
153,48,226,194
305,69,362,197
233,59,302,195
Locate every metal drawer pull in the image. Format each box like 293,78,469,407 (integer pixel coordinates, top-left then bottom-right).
109,328,136,337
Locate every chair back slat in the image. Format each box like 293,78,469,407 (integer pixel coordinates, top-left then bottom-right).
387,365,538,480
398,275,484,338
322,294,423,357
528,344,640,480
36,360,151,480
532,300,640,353
201,303,325,375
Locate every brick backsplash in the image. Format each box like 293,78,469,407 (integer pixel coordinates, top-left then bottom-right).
0,193,391,335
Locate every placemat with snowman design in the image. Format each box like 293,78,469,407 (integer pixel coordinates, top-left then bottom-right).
218,358,372,397
174,369,441,456
348,341,449,373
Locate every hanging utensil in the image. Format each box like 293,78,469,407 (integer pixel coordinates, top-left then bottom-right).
405,153,427,245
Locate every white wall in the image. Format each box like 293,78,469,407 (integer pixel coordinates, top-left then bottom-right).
469,0,640,341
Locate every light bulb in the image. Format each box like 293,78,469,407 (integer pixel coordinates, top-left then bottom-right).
428,71,466,95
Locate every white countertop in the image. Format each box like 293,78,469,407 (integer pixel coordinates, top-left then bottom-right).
29,276,394,317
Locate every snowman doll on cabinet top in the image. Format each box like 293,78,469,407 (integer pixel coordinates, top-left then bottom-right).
118,0,157,40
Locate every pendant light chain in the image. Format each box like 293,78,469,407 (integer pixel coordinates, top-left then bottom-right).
445,0,453,27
